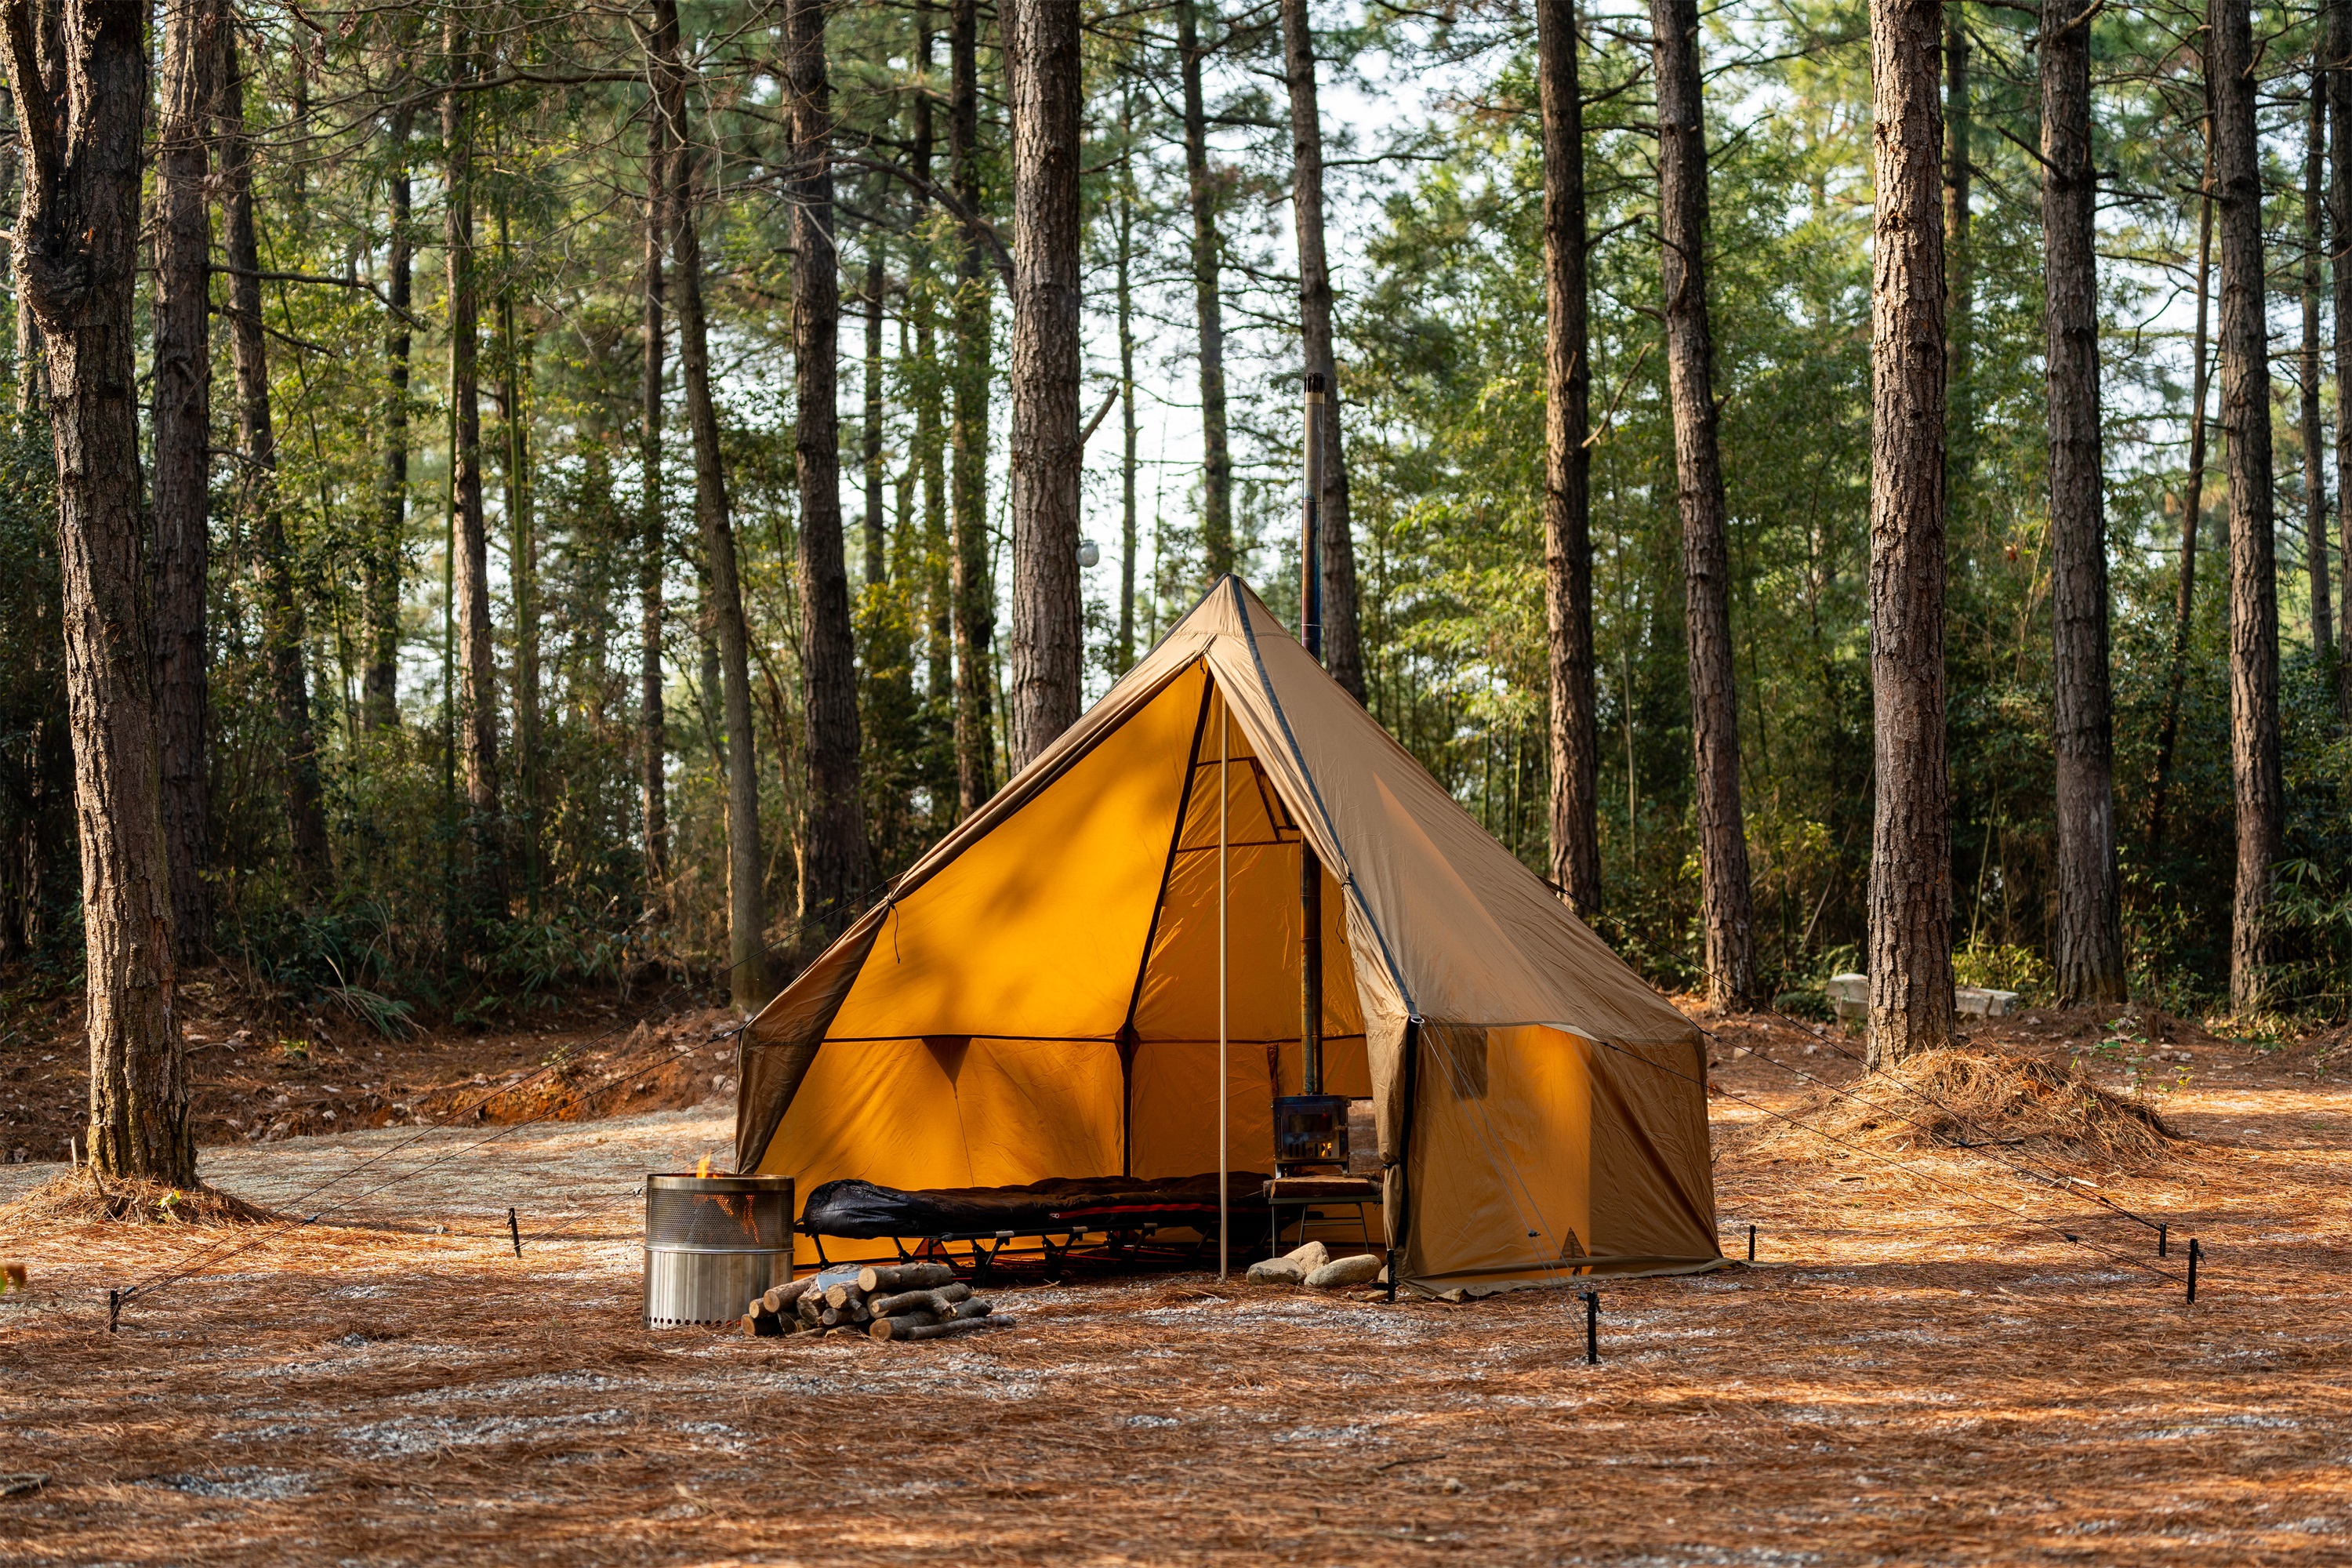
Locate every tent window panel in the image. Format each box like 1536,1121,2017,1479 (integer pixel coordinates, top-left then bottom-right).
1404,1025,1592,1286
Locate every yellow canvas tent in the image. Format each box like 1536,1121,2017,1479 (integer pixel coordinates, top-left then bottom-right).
735,578,1721,1291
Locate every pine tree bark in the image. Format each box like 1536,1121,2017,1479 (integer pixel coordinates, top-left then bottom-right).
442,24,502,916
640,24,672,910
1279,0,1363,700
2151,114,2213,856
949,0,995,814
1005,0,1083,769
662,0,771,1002
2330,0,2352,717
1116,82,1140,677
153,0,219,962
2213,0,2281,1016
2041,0,2123,1006
499,260,538,911
1944,1,1972,492
1651,0,1756,1009
2303,65,2335,665
223,29,332,889
1539,0,1600,920
365,99,413,734
864,245,887,590
1865,0,1954,1063
914,6,953,712
5,0,193,1181
1178,0,1233,579
786,0,866,950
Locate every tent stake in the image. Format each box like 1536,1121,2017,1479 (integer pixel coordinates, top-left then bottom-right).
1582,1289,1598,1364
2157,1222,2167,1258
1748,1224,1756,1262
508,1207,522,1258
2186,1237,2199,1305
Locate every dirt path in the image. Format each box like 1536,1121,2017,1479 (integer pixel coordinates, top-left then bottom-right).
1,1026,2347,1566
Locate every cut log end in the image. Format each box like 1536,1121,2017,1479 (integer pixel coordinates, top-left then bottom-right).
866,1308,944,1341
760,1277,816,1315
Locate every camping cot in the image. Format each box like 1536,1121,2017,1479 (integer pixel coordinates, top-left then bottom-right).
732,577,1722,1294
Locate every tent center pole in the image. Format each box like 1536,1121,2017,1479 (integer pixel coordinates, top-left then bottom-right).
1218,697,1230,1283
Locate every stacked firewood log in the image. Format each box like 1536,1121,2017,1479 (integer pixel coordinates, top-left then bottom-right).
741,1261,1000,1341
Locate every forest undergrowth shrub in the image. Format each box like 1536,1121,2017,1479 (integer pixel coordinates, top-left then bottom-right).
1952,936,2053,1003
221,898,418,1038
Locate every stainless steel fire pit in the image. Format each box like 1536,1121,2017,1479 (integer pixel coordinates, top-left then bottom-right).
641,1173,794,1328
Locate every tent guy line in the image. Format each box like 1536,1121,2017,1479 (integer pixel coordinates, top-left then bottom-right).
103,1017,742,1321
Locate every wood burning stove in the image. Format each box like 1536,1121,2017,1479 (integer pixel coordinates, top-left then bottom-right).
1273,1093,1351,1175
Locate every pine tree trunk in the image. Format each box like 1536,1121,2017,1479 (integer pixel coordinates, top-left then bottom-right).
2041,0,2123,1007
864,246,887,590
1006,0,1083,770
5,0,193,1181
2303,66,2335,665
1116,88,1139,678
1864,0,1954,1064
655,2,770,1003
499,266,539,913
2330,0,2352,717
365,100,413,734
442,27,503,917
640,43,672,910
949,0,995,815
1178,0,1233,579
914,5,953,713
1538,0,1600,921
223,31,333,889
1279,0,1363,700
1651,0,1757,1010
2213,0,2282,1016
153,0,219,963
2151,113,2213,856
787,0,867,950
1944,1,1972,496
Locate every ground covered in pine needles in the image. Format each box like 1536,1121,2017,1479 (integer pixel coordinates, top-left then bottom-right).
1,1007,2347,1566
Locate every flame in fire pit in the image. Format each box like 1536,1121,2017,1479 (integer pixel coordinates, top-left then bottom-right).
695,1155,711,1178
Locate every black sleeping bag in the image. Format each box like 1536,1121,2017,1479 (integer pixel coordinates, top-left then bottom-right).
800,1172,1274,1239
